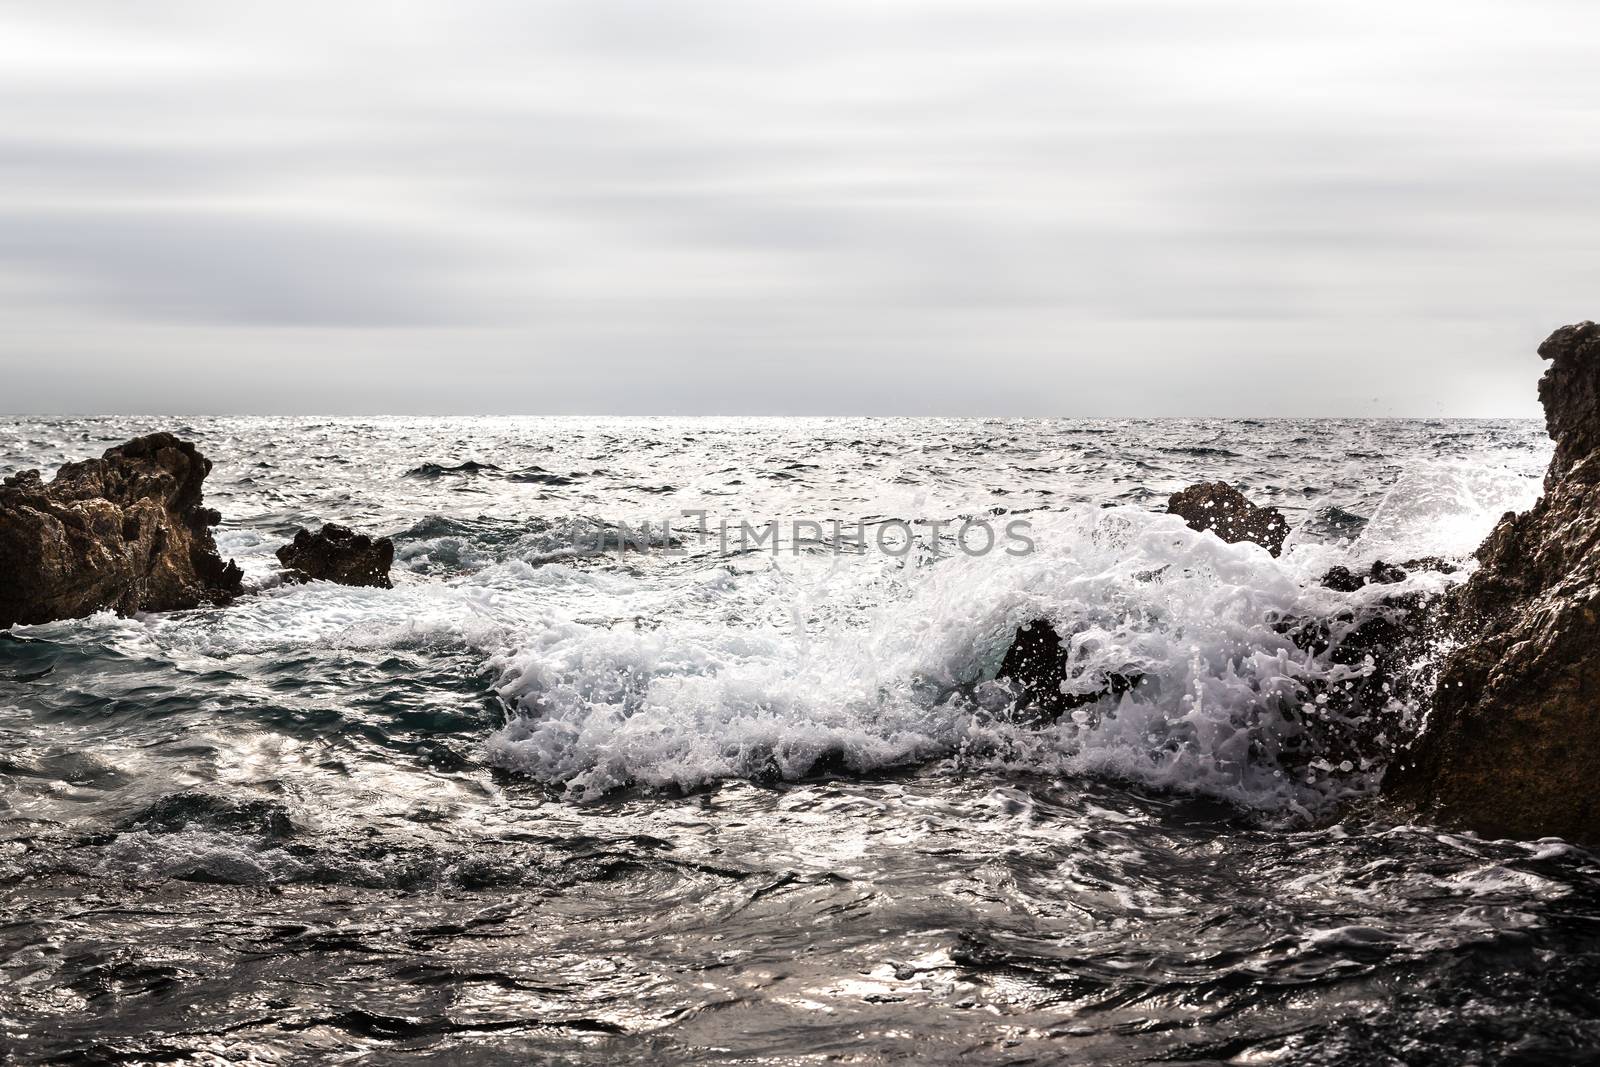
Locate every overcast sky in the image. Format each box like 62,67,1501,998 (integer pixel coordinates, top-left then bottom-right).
3,1,1598,416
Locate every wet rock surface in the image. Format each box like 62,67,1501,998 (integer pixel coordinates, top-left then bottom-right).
1319,559,1435,592
277,523,395,588
1281,590,1444,780
1388,321,1600,844
1167,481,1289,557
0,433,241,628
997,619,1142,720
404,461,501,478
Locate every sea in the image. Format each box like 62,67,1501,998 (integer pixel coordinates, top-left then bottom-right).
4,415,1599,1064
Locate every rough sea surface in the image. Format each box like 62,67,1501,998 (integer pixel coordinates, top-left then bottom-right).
4,416,1599,1065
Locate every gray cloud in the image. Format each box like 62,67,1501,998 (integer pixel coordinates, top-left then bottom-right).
1,210,477,326
1,0,1598,414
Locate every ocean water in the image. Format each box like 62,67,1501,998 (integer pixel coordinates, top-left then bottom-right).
4,416,1599,1064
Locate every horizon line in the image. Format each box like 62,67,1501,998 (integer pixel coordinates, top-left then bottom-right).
0,412,1546,422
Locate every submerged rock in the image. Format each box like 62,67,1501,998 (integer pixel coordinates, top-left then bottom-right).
405,461,501,478
997,619,1141,719
1388,321,1600,844
123,790,295,838
276,523,394,588
0,433,242,628
1167,481,1289,557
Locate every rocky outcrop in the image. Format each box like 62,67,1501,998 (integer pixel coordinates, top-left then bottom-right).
405,461,500,478
276,523,394,588
1168,482,1289,557
997,619,1141,720
1387,321,1600,844
1323,563,1381,593
1321,559,1416,592
0,433,242,628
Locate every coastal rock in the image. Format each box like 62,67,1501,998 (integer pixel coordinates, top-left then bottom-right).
1167,482,1289,557
997,619,1141,719
1387,321,1600,844
1280,590,1443,775
276,523,394,588
1320,565,1368,593
405,461,501,478
1320,559,1412,592
0,433,242,628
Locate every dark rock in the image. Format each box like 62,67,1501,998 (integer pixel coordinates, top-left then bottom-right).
276,523,394,588
1367,560,1408,585
1280,590,1444,776
1320,565,1367,593
1539,321,1600,486
1387,321,1600,844
0,433,242,628
1320,560,1414,592
997,619,1141,719
1399,556,1459,576
405,461,501,478
1167,482,1289,557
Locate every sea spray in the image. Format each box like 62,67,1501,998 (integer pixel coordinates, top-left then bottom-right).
484,505,1460,817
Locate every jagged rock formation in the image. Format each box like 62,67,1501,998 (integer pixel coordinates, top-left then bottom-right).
1319,559,1450,593
1388,321,1600,844
997,619,1141,720
0,433,242,628
1168,482,1289,557
276,523,394,588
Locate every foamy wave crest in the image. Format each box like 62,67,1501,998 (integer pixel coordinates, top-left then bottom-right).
483,505,1467,817
1351,453,1545,561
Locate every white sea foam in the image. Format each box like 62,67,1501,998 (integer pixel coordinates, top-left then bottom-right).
481,502,1485,815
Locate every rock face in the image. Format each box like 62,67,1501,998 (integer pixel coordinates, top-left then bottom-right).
276,524,394,588
0,433,242,628
1387,321,1600,844
1167,482,1289,557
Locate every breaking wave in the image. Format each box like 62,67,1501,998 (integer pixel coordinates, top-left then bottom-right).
483,497,1486,816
